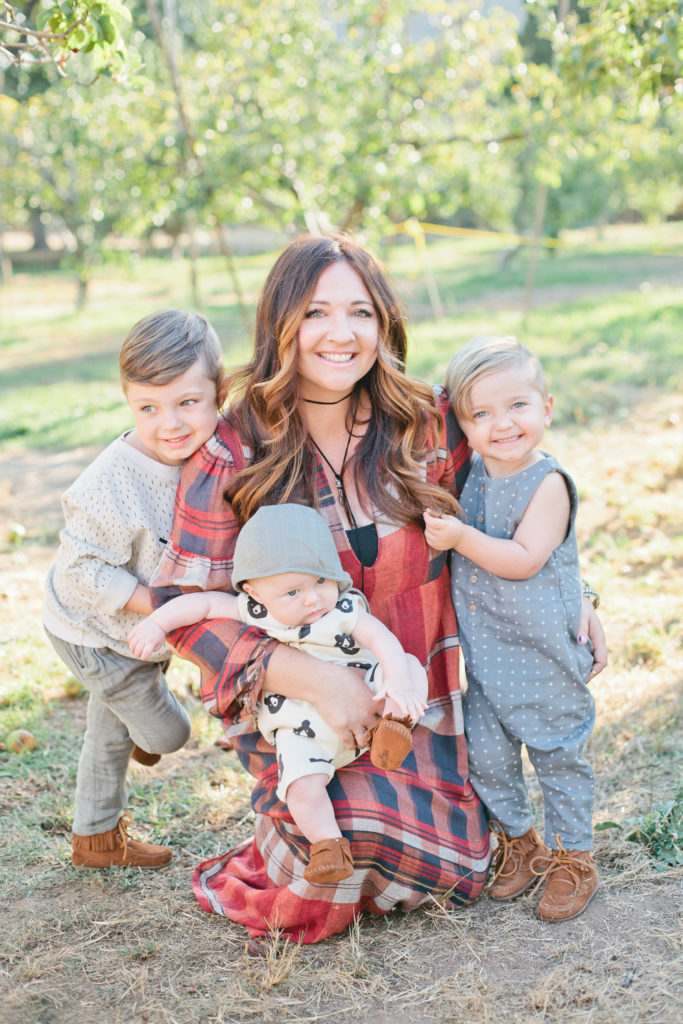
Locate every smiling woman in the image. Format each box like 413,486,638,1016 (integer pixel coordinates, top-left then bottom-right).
149,234,492,946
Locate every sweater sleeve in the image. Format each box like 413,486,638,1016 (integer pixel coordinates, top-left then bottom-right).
56,487,140,616
150,419,277,720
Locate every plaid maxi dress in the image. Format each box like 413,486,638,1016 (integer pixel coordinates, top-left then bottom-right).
151,389,491,943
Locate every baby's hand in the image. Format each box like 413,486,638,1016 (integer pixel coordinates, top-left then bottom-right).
128,620,166,661
423,508,462,551
374,672,428,724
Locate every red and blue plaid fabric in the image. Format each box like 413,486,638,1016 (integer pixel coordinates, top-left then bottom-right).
151,389,490,942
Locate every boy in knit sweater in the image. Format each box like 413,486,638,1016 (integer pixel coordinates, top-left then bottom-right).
44,309,226,868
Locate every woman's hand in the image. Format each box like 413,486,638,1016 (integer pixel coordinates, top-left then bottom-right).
263,645,380,749
313,668,382,749
578,598,607,681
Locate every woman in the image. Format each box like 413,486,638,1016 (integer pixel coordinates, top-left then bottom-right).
151,234,606,945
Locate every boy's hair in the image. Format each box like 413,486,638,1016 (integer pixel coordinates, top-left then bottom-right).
446,335,548,422
119,309,226,404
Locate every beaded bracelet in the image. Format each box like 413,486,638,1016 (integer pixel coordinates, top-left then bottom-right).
581,581,601,609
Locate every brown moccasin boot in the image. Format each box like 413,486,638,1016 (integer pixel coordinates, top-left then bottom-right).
488,821,551,901
304,837,354,884
369,715,413,770
536,840,598,922
72,813,172,869
131,744,161,766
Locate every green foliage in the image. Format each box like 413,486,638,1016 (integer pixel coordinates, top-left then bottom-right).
1,0,133,82
2,0,680,294
623,787,683,868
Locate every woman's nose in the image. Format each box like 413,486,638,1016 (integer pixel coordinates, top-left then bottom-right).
326,310,354,341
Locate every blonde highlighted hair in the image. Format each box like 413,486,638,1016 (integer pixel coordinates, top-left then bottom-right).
446,335,548,423
224,234,460,527
119,309,227,407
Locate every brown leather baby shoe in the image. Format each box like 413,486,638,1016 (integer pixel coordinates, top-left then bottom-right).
488,821,551,901
72,814,172,869
131,744,161,766
369,715,413,770
536,840,599,922
304,837,354,884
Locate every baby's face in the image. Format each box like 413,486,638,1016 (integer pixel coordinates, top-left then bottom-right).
243,571,339,628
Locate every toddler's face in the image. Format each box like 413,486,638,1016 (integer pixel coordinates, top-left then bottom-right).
243,571,339,628
124,360,218,466
461,365,552,476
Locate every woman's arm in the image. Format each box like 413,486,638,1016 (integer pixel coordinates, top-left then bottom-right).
262,644,380,749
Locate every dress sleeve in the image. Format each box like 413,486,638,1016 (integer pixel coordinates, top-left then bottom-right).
150,419,277,721
430,386,471,498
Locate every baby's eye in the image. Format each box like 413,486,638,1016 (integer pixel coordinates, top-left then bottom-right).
316,577,325,585
472,410,487,420
287,589,299,597
512,401,527,410
180,398,197,407
140,405,156,414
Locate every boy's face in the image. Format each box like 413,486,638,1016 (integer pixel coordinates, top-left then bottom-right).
243,571,339,628
124,360,218,466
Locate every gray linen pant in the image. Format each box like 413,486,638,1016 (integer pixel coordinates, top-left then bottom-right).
45,630,191,835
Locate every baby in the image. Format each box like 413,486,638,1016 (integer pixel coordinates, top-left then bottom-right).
130,503,428,884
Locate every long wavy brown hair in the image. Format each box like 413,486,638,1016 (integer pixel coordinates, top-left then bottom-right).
224,234,461,527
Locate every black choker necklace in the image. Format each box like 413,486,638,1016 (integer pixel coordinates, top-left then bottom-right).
301,389,355,406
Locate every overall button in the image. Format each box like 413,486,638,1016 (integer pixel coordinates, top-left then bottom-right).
469,603,477,612
477,514,484,523
470,575,478,583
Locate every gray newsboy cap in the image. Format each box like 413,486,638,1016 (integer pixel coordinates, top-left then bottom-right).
231,503,353,595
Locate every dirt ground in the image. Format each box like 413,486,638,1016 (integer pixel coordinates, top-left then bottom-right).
0,398,681,1024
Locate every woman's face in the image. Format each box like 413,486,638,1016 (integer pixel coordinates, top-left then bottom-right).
296,261,379,402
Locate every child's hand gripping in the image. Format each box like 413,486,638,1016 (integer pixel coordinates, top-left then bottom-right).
129,619,167,661
423,507,463,552
373,664,429,725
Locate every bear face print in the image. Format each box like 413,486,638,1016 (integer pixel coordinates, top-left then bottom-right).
263,693,287,714
247,596,268,619
335,633,360,655
298,624,311,640
336,596,353,614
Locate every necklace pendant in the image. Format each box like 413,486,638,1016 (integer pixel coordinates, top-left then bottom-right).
335,475,344,502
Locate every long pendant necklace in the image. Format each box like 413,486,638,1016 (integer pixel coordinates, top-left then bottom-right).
308,413,368,590
309,426,355,517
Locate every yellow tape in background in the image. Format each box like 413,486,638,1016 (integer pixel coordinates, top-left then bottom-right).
388,218,566,249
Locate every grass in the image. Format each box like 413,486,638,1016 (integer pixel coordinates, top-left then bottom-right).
0,221,682,1023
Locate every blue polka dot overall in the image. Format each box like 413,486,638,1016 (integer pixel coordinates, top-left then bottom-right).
451,452,595,850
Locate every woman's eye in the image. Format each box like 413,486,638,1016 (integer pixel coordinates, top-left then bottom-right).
353,308,373,318
304,308,323,319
